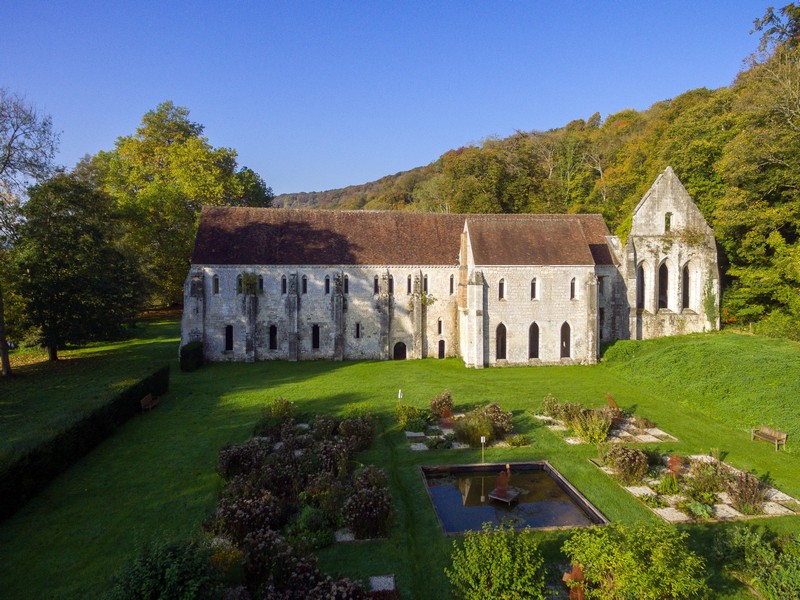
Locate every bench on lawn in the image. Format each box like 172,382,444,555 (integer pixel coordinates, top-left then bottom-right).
140,393,160,412
751,425,787,451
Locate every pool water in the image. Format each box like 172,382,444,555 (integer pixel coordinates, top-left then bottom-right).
422,463,605,533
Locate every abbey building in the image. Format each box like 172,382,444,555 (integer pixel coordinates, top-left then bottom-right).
181,167,720,367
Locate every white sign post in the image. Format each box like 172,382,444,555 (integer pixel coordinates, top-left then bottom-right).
480,435,486,463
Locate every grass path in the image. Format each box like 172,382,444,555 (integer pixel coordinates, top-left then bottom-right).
0,327,798,598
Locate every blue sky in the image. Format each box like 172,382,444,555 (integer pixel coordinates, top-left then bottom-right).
3,1,768,195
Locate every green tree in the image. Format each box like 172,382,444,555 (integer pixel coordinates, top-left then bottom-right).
0,88,60,376
14,174,142,361
445,522,545,600
89,101,271,304
562,522,708,599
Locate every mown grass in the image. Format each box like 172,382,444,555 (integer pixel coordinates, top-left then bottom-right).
0,326,798,599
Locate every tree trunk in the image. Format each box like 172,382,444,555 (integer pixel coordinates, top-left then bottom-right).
47,344,58,362
0,282,11,376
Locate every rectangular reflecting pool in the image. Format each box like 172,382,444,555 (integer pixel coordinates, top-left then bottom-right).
422,462,607,534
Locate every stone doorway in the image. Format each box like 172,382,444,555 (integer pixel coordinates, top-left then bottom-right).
393,342,407,360
438,339,445,359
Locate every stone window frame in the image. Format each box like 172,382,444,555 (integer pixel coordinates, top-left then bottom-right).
530,277,537,300
499,278,505,300
281,275,287,295
236,274,243,295
569,278,576,300
388,275,394,295
301,275,308,295
437,318,443,335
423,274,428,293
374,275,380,295
560,322,571,358
658,261,670,311
681,263,691,311
665,212,673,233
496,322,507,360
528,322,539,359
212,274,220,295
325,275,331,295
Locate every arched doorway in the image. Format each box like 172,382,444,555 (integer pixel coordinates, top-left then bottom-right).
658,263,669,309
496,323,507,360
438,339,445,359
528,322,539,359
560,322,571,358
393,342,407,360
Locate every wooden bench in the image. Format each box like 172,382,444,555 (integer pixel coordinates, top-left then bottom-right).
751,426,787,451
140,393,160,412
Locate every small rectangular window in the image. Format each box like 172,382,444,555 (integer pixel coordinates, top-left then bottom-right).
407,275,412,295
423,275,428,293
344,275,349,294
388,276,394,295
213,275,219,295
374,276,379,295
225,325,234,352
355,323,362,338
302,276,308,294
598,276,605,297
325,276,330,294
312,324,320,349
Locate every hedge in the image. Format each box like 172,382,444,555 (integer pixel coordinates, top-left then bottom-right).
0,365,170,522
179,341,203,372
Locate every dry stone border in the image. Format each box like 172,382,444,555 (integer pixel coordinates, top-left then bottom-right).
596,454,800,524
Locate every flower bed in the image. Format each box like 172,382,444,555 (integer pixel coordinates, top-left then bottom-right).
593,451,799,523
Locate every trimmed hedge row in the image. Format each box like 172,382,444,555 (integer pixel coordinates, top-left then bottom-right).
0,365,170,522
180,341,203,372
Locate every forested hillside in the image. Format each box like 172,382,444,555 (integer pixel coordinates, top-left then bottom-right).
276,6,800,339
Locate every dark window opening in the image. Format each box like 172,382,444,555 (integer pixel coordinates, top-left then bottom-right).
344,275,349,294
529,323,539,359
682,265,690,310
355,323,361,338
258,276,264,293
407,275,412,295
225,325,234,352
598,276,605,296
281,276,287,294
213,275,219,295
530,278,536,300
388,275,394,295
236,275,243,295
496,323,507,360
560,322,570,358
599,308,605,340
374,276,379,295
423,275,428,293
269,325,277,350
449,274,454,295
325,276,330,295
665,212,672,233
658,263,669,309
636,265,645,310
312,324,320,349
302,276,308,294
499,279,505,300
570,278,576,300
437,319,442,335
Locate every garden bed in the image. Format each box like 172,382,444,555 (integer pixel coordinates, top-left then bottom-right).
593,452,799,523
535,414,678,444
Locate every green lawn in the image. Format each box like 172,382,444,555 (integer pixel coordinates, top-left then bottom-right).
0,324,798,599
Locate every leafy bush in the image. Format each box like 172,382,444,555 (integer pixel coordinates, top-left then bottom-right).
540,393,560,418
430,389,454,418
316,438,352,477
303,471,349,524
343,485,392,539
239,528,295,591
445,522,545,600
269,396,296,420
307,576,368,600
679,499,714,520
339,414,376,452
655,473,680,496
505,433,529,447
312,414,339,440
179,341,204,372
217,439,269,480
684,460,728,501
559,402,584,428
571,409,611,445
715,526,800,599
605,445,648,484
104,538,221,600
453,413,495,447
287,505,335,552
561,522,708,600
395,404,429,431
353,465,388,491
480,403,514,434
215,491,285,544
727,471,766,515
640,494,667,509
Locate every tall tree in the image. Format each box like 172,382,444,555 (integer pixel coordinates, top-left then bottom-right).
89,101,272,304
0,89,59,376
14,174,142,361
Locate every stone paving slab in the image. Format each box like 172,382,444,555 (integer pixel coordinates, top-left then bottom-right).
296,423,310,430
765,488,794,503
624,486,655,497
646,427,668,437
533,414,553,421
404,431,425,439
654,507,691,523
763,501,795,516
409,443,428,451
713,504,743,519
547,424,568,432
335,529,355,542
664,495,682,506
370,575,396,592
452,442,470,449
440,427,455,436
635,434,661,443
717,491,732,504
564,437,585,445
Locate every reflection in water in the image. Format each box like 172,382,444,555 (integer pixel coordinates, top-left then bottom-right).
425,468,594,533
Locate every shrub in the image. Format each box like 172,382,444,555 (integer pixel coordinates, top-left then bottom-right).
480,403,514,434
287,505,335,552
571,409,611,445
395,404,429,431
679,499,714,520
655,473,680,496
667,453,684,477
430,389,454,418
562,522,708,600
339,414,376,452
640,494,667,509
252,397,296,438
425,434,455,450
606,445,648,484
239,528,294,591
316,439,352,477
540,393,560,418
303,471,349,524
505,433,529,447
445,522,545,600
307,576,368,600
312,414,339,440
217,439,269,480
269,396,296,420
727,471,766,515
685,460,728,502
560,402,584,428
215,491,285,544
715,526,800,599
353,465,388,491
179,341,204,372
453,413,495,447
104,538,221,600
343,486,392,539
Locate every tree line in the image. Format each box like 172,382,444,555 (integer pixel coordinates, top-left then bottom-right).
1,99,273,374
278,5,800,340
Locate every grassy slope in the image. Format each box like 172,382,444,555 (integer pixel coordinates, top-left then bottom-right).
0,327,798,599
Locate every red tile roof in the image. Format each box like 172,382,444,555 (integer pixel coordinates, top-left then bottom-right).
191,207,616,267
